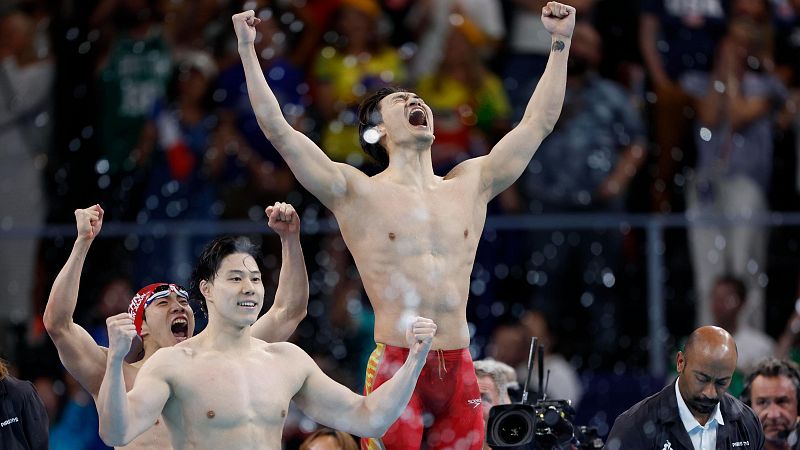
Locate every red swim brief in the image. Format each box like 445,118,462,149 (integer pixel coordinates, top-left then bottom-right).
361,344,484,450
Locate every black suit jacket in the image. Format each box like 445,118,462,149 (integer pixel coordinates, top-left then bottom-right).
604,380,764,450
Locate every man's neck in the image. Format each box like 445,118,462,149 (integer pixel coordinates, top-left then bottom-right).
199,319,252,350
382,145,436,186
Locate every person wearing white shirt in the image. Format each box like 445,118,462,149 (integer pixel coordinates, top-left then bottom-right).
605,326,764,450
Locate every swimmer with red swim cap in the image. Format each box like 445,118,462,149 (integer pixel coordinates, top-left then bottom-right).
44,201,308,450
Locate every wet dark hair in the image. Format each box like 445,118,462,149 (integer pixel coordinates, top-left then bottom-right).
357,86,407,170
714,274,748,304
0,358,7,380
189,236,264,316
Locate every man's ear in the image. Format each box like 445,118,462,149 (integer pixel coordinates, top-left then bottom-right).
200,280,212,304
140,321,150,338
676,351,685,374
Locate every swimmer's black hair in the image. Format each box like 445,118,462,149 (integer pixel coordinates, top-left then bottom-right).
357,86,408,170
189,236,264,317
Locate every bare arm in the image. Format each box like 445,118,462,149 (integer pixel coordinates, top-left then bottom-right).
476,2,575,200
43,205,109,396
233,11,354,209
294,317,436,437
97,314,171,446
251,202,307,342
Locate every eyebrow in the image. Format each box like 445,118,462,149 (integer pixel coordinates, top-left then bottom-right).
226,269,262,275
392,93,420,101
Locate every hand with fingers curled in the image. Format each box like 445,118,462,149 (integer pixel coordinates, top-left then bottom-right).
106,313,138,361
265,202,300,237
541,2,576,40
405,316,437,356
74,204,105,242
232,10,262,47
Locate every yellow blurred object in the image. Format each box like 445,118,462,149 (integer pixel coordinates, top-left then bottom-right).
452,14,488,47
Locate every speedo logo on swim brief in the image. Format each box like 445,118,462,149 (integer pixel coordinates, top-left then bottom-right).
467,398,482,408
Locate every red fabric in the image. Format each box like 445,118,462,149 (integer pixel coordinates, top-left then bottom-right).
165,140,195,182
361,345,484,450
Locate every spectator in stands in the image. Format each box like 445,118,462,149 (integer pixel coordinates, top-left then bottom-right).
639,0,727,213
92,0,173,219
683,15,788,330
0,7,53,331
710,274,775,373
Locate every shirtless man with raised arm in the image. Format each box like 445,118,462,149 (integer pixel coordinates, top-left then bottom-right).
43,201,307,449
96,234,437,449
234,3,575,448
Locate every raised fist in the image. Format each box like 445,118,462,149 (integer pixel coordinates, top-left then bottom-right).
74,204,104,241
106,313,137,361
232,10,262,46
542,2,576,39
266,201,300,237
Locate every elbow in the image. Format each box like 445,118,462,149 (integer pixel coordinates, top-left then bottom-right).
99,425,130,447
42,307,67,337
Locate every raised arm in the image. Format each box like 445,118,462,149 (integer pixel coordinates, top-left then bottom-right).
293,317,436,437
251,202,307,342
43,205,110,396
476,2,575,200
97,313,171,446
233,10,354,208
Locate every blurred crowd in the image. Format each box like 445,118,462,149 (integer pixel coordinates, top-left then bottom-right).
1,0,800,447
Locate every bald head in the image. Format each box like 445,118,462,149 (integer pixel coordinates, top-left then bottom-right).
685,326,738,365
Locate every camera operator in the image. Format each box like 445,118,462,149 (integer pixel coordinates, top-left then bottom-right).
740,358,800,450
475,359,519,449
605,326,763,450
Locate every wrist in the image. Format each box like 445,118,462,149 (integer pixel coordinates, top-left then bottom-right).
237,43,256,54
74,237,93,250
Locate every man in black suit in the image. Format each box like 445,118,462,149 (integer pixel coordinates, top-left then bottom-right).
605,326,764,450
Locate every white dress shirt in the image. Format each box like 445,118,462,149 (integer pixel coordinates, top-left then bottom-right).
675,379,725,450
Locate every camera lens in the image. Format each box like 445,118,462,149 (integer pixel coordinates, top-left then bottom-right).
496,411,533,445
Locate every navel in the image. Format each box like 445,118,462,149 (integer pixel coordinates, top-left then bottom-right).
464,229,469,238
207,410,216,419
388,232,396,241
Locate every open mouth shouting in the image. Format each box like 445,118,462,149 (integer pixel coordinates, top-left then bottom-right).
408,106,428,129
171,317,189,342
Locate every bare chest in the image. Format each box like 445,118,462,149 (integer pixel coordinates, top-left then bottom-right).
165,352,300,430
340,185,486,254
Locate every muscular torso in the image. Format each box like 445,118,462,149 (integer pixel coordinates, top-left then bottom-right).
157,339,304,450
334,170,486,349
